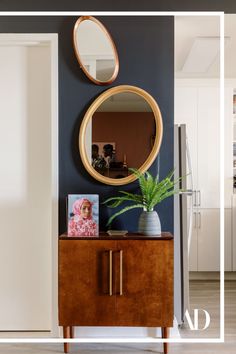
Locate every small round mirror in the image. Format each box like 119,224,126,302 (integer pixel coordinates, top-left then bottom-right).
73,16,119,85
79,86,163,185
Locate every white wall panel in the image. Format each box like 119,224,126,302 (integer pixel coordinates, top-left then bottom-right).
198,87,220,208
0,44,52,330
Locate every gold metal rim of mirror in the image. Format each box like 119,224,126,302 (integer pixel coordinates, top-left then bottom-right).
73,16,119,85
79,85,163,186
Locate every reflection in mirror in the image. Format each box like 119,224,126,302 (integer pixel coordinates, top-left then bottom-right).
80,86,163,185
73,16,119,85
84,91,158,181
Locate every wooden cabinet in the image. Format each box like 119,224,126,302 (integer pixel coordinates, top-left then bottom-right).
59,239,116,326
59,234,174,354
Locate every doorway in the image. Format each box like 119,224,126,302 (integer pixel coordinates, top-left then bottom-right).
0,34,58,333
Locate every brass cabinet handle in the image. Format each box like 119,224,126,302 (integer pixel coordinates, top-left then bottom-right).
119,250,123,296
109,250,113,296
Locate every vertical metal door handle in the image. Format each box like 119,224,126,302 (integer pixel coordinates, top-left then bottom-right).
109,250,113,296
119,250,123,296
198,190,201,207
198,212,201,228
193,191,197,206
194,212,197,228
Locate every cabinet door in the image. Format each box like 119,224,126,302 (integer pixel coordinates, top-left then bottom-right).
197,209,220,271
115,240,173,327
198,87,220,208
59,240,116,326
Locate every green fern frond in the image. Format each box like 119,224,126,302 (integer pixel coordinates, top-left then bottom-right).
119,191,143,203
103,195,140,208
129,168,147,198
106,203,144,226
103,167,185,227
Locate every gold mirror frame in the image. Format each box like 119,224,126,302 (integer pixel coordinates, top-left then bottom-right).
73,16,119,85
79,85,163,186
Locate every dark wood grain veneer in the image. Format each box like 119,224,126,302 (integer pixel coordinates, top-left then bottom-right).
59,233,173,354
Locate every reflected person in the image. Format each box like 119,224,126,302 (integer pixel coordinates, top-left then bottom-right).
92,144,106,172
103,144,115,168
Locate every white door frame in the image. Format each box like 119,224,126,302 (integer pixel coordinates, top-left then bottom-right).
0,33,58,337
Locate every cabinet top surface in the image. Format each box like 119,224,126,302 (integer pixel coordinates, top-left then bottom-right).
59,232,173,240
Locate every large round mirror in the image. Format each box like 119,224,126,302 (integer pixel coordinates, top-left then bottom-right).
79,85,163,185
73,16,119,85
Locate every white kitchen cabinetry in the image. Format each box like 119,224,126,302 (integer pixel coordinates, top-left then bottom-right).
189,209,232,271
197,209,220,271
175,80,230,272
198,87,220,208
175,83,220,209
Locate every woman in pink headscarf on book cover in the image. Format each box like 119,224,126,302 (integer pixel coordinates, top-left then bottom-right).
68,196,98,237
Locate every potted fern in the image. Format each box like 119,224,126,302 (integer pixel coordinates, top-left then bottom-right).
103,168,182,236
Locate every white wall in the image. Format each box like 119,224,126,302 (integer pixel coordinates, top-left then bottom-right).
0,44,52,330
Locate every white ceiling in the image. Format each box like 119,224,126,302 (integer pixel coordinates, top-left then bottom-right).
175,15,236,78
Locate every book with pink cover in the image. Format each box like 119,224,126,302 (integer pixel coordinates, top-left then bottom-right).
67,194,99,237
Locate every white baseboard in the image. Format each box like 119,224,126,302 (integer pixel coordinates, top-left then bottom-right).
0,331,51,338
0,322,180,340
73,318,180,338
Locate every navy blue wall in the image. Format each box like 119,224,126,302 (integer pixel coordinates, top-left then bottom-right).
0,15,174,234
1,3,235,234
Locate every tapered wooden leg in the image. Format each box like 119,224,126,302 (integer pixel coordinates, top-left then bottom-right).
63,326,70,353
70,326,74,338
161,327,169,354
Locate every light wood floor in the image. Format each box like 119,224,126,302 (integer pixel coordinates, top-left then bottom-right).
0,280,235,353
179,280,221,338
